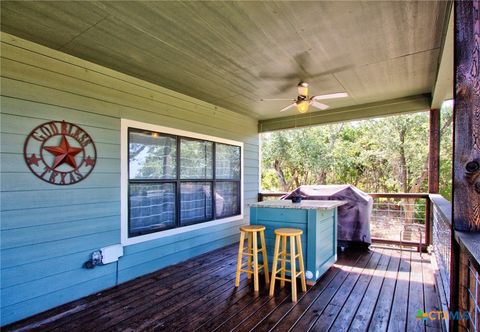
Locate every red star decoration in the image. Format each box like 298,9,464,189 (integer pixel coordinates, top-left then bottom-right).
26,153,41,166
85,156,95,167
44,135,83,169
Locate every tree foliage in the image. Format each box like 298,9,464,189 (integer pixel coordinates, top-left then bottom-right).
261,104,453,198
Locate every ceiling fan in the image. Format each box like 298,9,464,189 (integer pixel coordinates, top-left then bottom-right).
261,82,348,114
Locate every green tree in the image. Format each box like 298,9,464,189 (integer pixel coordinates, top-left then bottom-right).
261,109,453,199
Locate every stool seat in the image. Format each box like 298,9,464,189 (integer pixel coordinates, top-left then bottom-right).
274,228,303,236
240,225,266,232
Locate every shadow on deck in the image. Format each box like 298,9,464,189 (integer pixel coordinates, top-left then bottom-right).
4,244,442,332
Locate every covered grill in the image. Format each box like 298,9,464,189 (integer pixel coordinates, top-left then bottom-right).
283,185,373,248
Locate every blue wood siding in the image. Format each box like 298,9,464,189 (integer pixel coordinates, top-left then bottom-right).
0,32,259,325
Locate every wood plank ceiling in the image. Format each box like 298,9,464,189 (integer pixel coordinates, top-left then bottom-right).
1,1,450,120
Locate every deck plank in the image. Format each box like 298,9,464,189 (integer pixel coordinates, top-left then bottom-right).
153,273,251,331
365,249,402,332
387,250,412,332
2,245,442,332
4,243,238,332
270,252,363,332
308,250,383,331
335,248,392,332
244,253,359,332
213,288,291,332
289,250,375,332
99,261,240,331
422,253,443,331
407,251,426,332
57,251,240,331
253,260,343,332
194,284,268,332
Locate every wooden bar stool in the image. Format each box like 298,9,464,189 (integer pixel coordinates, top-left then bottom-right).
269,228,307,302
235,225,270,291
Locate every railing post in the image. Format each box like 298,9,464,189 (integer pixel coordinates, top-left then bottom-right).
425,196,432,246
428,109,441,194
450,237,461,332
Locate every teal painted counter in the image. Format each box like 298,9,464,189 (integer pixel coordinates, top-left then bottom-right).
250,200,345,284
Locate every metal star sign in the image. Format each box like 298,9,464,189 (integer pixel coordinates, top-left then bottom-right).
44,135,83,169
24,120,97,185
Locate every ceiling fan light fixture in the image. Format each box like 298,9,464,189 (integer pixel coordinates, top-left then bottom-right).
297,82,309,97
297,100,309,113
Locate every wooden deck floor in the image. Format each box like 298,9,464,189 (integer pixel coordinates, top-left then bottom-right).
4,244,442,332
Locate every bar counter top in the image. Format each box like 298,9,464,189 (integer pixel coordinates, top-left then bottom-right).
249,199,346,210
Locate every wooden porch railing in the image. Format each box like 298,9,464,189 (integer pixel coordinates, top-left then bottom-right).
258,192,431,251
430,195,480,332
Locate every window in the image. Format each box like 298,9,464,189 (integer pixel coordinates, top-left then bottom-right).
122,120,243,243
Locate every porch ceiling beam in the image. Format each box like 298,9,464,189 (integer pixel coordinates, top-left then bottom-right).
258,94,431,133
431,4,454,109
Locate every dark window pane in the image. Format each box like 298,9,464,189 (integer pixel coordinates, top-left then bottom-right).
180,182,213,226
180,139,213,179
129,129,176,179
215,182,240,218
129,183,176,236
216,144,240,179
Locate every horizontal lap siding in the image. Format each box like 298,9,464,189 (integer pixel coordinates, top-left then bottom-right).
0,32,259,325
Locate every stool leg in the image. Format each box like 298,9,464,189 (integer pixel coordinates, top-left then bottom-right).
269,235,281,297
260,230,270,284
235,231,245,287
280,235,287,288
290,236,297,302
296,234,307,292
252,231,259,292
247,232,252,279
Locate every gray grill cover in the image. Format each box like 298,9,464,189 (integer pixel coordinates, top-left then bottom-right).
284,185,372,245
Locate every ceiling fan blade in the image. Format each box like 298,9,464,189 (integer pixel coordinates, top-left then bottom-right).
311,101,330,110
279,103,296,112
276,80,301,94
258,73,298,81
261,98,296,101
294,51,314,76
312,92,348,101
309,65,355,78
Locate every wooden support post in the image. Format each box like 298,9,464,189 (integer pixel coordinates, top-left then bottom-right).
451,1,480,331
428,108,441,194
453,0,480,232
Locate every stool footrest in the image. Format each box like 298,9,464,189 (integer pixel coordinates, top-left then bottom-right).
274,267,291,274
240,269,253,274
240,265,267,274
273,277,293,283
272,269,303,276
242,248,264,256
240,264,267,271
272,271,303,280
276,256,300,262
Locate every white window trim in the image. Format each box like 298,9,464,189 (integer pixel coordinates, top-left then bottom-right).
121,118,244,246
